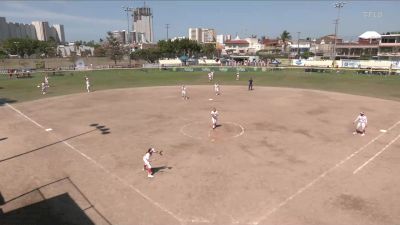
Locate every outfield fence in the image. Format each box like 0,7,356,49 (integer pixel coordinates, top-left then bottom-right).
1,65,400,77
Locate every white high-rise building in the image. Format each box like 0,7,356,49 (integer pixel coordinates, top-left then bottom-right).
32,21,50,41
53,24,65,43
202,28,216,43
216,34,232,44
189,28,202,42
188,28,216,43
132,7,154,43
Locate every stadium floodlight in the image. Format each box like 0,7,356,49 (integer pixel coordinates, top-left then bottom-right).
122,6,134,67
332,1,347,61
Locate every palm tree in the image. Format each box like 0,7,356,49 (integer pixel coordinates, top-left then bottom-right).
280,30,292,54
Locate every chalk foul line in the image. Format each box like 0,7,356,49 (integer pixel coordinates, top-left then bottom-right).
252,120,400,225
6,103,187,224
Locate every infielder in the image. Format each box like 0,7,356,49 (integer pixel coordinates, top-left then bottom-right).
211,108,219,129
85,76,91,93
353,112,368,136
208,72,213,82
211,71,214,80
143,148,157,178
214,83,220,95
236,72,240,81
181,85,188,100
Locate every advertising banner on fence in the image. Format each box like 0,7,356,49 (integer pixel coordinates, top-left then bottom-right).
341,60,361,68
292,59,306,66
183,67,193,72
391,61,400,70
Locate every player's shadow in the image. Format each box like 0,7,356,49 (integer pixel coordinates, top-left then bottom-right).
90,123,111,135
0,124,111,164
215,124,222,128
152,166,172,175
0,98,17,107
0,137,8,141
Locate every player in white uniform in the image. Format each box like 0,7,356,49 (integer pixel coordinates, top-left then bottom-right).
353,112,368,136
41,82,47,95
85,76,91,93
208,72,212,82
211,108,219,129
236,72,240,81
143,148,157,178
181,85,188,100
44,75,49,87
214,83,220,95
211,71,214,80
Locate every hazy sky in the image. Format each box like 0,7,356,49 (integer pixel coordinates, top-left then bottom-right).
1,0,398,42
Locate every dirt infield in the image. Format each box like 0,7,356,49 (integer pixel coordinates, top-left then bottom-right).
1,86,400,225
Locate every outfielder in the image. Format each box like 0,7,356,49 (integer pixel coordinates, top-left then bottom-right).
208,72,213,82
214,83,220,95
44,75,49,87
211,108,219,129
236,72,240,81
40,82,47,95
85,76,91,93
353,112,368,136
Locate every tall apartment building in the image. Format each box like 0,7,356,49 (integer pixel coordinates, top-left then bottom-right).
202,28,216,43
0,17,65,43
32,21,62,42
32,21,50,41
188,28,216,43
132,7,154,43
189,28,202,42
53,24,65,43
0,17,37,42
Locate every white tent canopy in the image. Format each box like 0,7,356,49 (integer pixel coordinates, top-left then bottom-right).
358,31,381,39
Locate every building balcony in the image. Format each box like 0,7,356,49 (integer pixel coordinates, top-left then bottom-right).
379,43,400,47
336,44,379,49
378,52,400,56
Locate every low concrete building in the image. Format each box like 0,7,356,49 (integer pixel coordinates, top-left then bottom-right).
57,43,94,58
379,33,400,60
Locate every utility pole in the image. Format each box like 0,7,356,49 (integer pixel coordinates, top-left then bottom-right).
297,32,301,58
122,6,134,67
165,24,170,40
332,1,346,61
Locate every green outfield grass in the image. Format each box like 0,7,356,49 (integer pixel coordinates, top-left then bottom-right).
1,68,400,104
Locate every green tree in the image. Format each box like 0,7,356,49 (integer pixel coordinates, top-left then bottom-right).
105,31,124,65
201,43,216,58
131,48,161,63
94,46,107,57
280,30,292,53
3,38,24,57
158,39,175,58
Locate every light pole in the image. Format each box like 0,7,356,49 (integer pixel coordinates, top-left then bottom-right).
332,1,346,61
165,24,170,40
297,32,301,58
122,6,134,67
